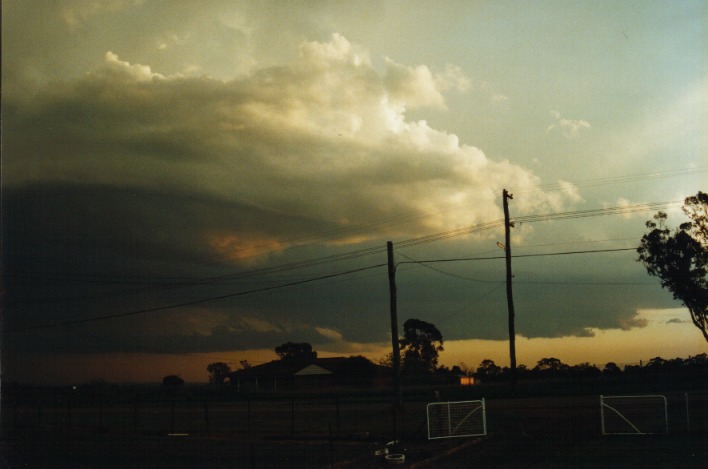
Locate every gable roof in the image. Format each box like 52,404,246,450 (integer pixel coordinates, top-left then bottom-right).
229,356,388,378
294,364,333,376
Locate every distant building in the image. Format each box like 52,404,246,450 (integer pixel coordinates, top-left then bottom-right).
228,356,391,391
459,375,477,386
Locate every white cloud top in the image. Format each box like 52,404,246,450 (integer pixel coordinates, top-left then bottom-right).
8,35,573,249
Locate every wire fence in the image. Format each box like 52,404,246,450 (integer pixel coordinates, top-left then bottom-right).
3,387,416,442
3,386,706,468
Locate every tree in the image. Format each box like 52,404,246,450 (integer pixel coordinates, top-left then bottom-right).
533,357,569,377
376,352,394,369
207,362,232,384
162,375,185,386
275,342,317,361
686,353,707,366
476,359,502,379
637,192,708,342
646,356,667,370
570,362,601,378
603,362,621,375
399,319,443,375
457,362,474,377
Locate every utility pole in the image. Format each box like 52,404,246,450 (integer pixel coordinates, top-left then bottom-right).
502,189,517,389
387,241,402,410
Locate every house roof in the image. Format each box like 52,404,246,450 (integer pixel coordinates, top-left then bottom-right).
294,364,333,376
229,356,388,378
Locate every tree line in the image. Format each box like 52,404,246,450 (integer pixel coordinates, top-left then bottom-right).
457,354,708,382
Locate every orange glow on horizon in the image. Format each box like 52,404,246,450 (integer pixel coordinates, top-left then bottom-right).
4,309,704,385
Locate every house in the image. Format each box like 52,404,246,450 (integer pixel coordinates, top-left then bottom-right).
228,356,391,391
459,375,477,386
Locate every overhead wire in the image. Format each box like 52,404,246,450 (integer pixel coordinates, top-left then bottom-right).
4,164,693,289
4,199,677,310
4,165,695,331
5,246,652,333
5,263,388,333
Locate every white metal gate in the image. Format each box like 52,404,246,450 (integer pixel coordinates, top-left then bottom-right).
600,394,668,435
427,399,487,440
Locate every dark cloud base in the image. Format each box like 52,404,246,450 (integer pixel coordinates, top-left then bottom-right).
3,181,680,356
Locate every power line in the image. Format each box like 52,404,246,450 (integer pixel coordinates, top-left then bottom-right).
185,165,708,260
7,245,648,334
4,199,676,289
517,166,708,195
4,245,648,334
437,284,505,325
4,200,671,310
4,263,387,333
396,247,654,286
397,247,637,265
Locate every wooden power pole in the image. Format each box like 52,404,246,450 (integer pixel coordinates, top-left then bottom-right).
502,189,517,388
387,241,401,409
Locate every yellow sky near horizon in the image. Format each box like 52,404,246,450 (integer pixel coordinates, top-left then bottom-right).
444,308,706,370
4,308,704,385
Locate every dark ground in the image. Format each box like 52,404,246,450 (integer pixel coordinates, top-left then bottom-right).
2,385,706,468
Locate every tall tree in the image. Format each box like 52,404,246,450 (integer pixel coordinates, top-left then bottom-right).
637,192,708,342
476,359,502,379
207,362,232,384
275,342,317,361
399,319,444,374
533,357,569,375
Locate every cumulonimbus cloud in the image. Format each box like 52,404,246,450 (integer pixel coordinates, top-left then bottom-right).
6,34,578,255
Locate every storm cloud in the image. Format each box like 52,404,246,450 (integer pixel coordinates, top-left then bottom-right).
3,1,704,377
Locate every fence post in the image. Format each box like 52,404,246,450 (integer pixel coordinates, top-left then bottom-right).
133,392,140,434
335,397,341,436
291,396,295,439
67,393,72,430
329,422,334,469
98,392,104,430
247,392,252,433
204,399,210,436
170,396,176,434
12,395,19,429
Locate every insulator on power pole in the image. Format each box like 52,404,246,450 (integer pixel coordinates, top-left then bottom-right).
502,189,517,389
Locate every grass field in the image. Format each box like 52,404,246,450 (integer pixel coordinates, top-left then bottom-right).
2,382,706,467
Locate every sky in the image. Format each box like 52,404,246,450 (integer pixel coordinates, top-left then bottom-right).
2,0,706,385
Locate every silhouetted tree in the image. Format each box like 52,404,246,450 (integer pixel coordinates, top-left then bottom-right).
686,353,707,366
533,357,569,378
275,342,317,361
207,362,232,384
603,362,621,376
646,356,667,370
239,360,252,369
457,362,474,378
476,359,502,380
376,352,394,368
399,319,443,375
637,191,708,342
162,375,185,386
570,362,601,378
516,364,530,379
